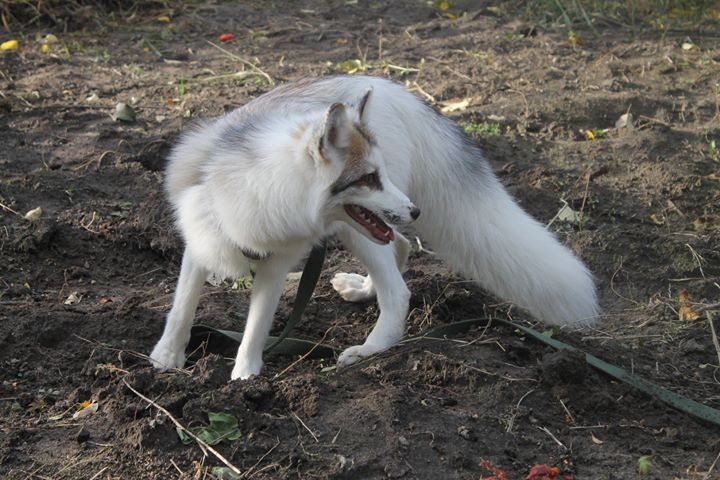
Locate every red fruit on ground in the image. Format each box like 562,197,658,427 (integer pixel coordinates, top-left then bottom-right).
526,464,561,480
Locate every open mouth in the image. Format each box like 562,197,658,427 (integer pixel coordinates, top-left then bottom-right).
344,204,395,244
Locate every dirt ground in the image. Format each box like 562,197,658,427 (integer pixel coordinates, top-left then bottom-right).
2,1,720,479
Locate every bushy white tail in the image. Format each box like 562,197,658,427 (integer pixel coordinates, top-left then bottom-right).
410,131,598,327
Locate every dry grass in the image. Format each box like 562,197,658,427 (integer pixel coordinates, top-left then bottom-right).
525,0,720,31
0,0,167,30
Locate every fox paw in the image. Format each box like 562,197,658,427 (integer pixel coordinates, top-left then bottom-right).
331,272,375,302
231,357,263,381
150,342,186,370
337,343,387,367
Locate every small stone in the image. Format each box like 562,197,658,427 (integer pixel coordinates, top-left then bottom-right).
457,425,477,441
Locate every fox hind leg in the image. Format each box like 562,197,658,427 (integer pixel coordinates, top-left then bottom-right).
334,227,411,366
331,231,410,303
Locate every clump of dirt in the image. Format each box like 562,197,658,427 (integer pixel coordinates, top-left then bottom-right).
2,1,720,478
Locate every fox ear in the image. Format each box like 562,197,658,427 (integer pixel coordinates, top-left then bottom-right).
357,87,372,122
318,102,350,153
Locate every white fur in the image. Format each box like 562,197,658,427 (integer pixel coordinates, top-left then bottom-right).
150,76,599,380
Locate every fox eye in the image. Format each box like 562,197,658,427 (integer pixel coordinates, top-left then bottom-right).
353,171,380,188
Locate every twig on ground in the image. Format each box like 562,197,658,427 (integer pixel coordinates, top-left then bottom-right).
73,150,115,171
415,236,435,255
73,334,173,371
206,41,274,86
199,71,269,83
407,81,435,103
685,243,706,279
558,397,576,424
291,412,319,443
0,201,22,217
703,449,720,480
707,312,720,367
240,437,281,479
578,168,592,227
88,467,109,480
536,425,567,450
123,379,242,476
639,115,671,127
169,459,184,476
274,325,334,379
506,389,536,433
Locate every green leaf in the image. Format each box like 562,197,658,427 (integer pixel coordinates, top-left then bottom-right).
176,426,193,445
638,455,653,475
211,466,241,480
462,122,501,135
542,325,562,338
208,412,242,438
176,412,242,446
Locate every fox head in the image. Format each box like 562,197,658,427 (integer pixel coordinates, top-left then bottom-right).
309,89,420,244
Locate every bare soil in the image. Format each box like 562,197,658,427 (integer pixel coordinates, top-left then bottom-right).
1,1,720,479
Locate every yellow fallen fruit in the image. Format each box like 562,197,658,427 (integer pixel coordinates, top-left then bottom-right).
45,34,58,44
41,43,50,53
1,39,19,51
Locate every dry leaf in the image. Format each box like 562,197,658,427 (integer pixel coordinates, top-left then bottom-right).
584,129,595,140
439,98,471,113
678,290,699,321
24,207,43,221
72,401,98,419
615,113,635,129
112,102,136,122
64,292,81,305
568,32,583,47
692,216,720,232
557,204,582,224
591,432,604,444
649,214,665,225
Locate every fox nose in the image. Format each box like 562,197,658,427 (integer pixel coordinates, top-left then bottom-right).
409,205,421,220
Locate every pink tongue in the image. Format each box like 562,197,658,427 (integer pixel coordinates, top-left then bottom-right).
344,205,395,243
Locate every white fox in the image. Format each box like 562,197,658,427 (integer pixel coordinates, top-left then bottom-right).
150,76,599,380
